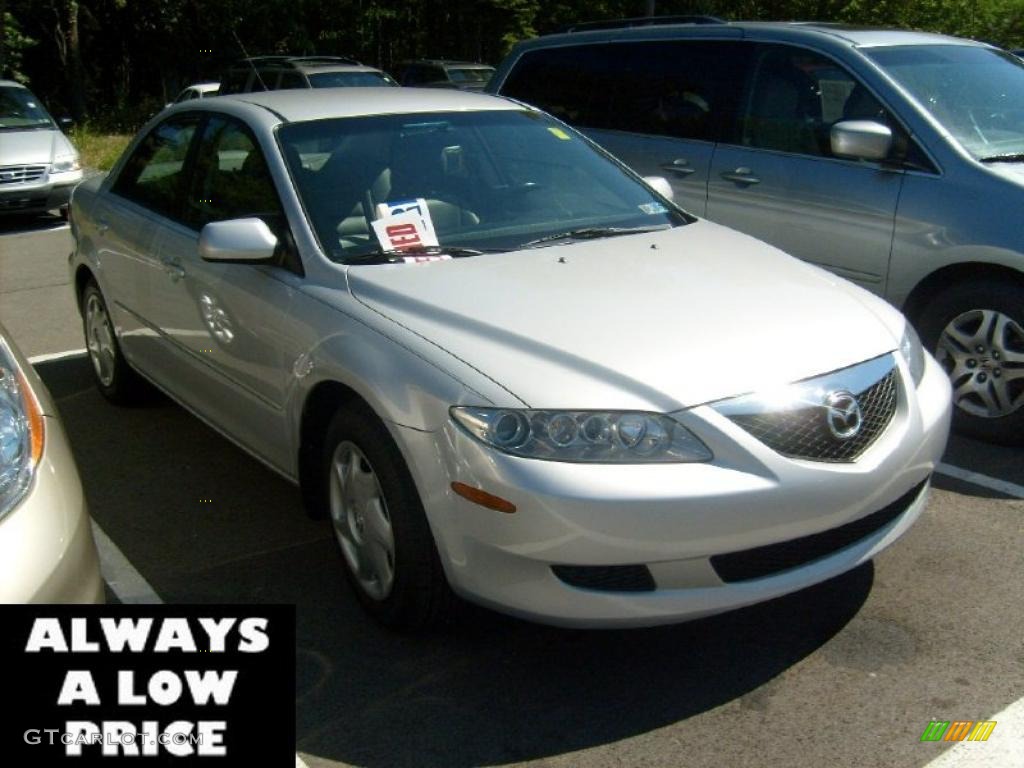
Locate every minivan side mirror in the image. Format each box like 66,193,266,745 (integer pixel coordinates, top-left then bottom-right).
643,175,675,202
831,120,893,162
58,116,74,130
199,218,278,263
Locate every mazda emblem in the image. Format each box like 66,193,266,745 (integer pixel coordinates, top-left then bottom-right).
824,390,863,440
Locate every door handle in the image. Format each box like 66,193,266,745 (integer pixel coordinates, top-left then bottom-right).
163,259,185,282
660,159,696,177
720,167,761,185
96,218,110,235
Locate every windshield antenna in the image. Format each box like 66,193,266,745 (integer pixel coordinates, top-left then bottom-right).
231,30,270,92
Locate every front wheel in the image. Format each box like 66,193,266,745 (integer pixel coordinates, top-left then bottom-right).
322,403,453,631
917,280,1024,445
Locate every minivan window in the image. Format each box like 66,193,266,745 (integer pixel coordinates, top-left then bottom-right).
501,41,750,142
307,71,397,88
867,45,1024,161
0,86,54,130
740,46,888,157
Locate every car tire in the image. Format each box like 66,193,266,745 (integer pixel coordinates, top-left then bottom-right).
322,403,454,631
58,205,69,222
916,279,1024,445
81,280,147,404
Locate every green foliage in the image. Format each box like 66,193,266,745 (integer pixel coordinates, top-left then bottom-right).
2,10,36,83
68,125,131,171
5,0,1024,127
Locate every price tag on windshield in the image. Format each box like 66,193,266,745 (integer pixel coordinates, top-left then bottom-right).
375,198,438,245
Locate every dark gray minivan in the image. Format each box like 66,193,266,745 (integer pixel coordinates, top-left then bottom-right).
490,21,1024,444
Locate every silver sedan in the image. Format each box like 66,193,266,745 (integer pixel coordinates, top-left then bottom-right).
69,89,950,629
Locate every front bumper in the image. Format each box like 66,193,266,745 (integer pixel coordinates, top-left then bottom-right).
398,353,951,628
0,168,83,214
0,413,104,603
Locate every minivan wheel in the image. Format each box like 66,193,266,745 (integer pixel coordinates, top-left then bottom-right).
917,280,1024,445
322,403,453,630
81,280,147,404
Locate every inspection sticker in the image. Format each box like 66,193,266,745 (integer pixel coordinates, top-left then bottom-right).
547,127,572,140
639,202,668,214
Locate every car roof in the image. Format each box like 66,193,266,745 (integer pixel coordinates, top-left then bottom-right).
517,19,985,50
203,87,523,123
404,59,494,68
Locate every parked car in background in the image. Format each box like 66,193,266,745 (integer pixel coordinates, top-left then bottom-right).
0,80,83,219
69,88,949,630
168,82,220,107
219,56,397,94
491,20,1024,444
396,60,495,90
0,324,104,603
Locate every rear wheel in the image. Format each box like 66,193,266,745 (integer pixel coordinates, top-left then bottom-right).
81,280,147,404
322,403,453,631
917,280,1024,445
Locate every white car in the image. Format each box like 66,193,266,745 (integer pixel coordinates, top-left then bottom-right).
69,89,951,629
0,80,83,218
0,324,103,602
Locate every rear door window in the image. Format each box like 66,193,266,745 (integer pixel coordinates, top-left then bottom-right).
500,41,750,142
111,115,201,221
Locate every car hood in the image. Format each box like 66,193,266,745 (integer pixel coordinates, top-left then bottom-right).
0,127,62,165
348,220,900,411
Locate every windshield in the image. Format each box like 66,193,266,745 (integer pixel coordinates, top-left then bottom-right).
278,109,687,263
308,71,398,88
867,45,1024,160
0,86,54,130
448,68,494,85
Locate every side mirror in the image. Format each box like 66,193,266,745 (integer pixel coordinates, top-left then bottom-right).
59,116,74,130
830,120,892,162
643,175,674,202
199,218,277,263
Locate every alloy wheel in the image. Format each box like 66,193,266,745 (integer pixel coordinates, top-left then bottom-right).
85,292,117,387
936,308,1024,418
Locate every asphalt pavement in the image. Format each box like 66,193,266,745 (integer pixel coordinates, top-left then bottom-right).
1,215,1021,768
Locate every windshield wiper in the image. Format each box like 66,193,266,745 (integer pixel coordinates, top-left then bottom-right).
343,245,502,265
520,225,669,249
978,152,1024,163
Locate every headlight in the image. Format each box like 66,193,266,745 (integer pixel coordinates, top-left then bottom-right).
0,338,45,520
451,407,712,463
51,155,81,173
900,323,925,387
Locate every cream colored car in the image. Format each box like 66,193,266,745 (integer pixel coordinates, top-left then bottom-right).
0,324,103,602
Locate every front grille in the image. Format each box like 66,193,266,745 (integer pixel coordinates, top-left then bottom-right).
552,564,656,592
723,358,898,462
710,479,927,583
0,165,47,185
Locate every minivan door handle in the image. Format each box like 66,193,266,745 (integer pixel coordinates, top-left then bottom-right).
660,159,696,177
720,167,761,185
96,218,110,235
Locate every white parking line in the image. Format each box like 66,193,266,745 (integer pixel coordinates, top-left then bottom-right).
922,697,1024,767
92,520,306,765
27,348,87,364
936,462,1024,500
91,521,162,604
